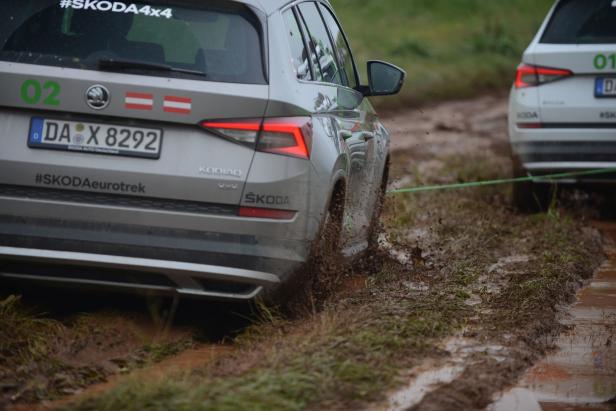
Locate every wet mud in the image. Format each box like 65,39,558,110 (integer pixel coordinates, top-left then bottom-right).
490,223,616,411
0,286,249,410
4,93,615,411
10,344,232,411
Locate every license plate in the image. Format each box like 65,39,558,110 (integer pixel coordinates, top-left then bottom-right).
28,118,162,159
595,78,616,98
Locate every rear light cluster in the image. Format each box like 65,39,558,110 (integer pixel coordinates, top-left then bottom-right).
200,118,308,220
201,117,313,160
515,64,573,89
238,207,296,220
517,123,543,129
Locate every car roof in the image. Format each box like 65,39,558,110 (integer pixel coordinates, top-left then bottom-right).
236,0,332,15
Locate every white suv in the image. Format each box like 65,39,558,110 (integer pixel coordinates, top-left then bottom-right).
509,0,616,211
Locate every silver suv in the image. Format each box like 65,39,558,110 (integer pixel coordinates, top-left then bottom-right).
509,0,616,211
0,0,405,301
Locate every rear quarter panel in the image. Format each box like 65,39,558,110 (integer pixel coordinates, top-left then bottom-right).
264,8,350,243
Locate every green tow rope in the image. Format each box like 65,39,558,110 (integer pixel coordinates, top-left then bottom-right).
388,168,616,195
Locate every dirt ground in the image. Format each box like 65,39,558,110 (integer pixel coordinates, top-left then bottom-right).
1,93,614,411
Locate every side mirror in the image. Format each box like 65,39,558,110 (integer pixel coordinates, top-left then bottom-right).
363,61,406,97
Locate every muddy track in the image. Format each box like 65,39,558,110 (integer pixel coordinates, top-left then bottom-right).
1,287,250,410
376,95,615,411
2,93,614,411
11,344,233,411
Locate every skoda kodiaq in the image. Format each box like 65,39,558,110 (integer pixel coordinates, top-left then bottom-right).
0,0,405,301
509,0,616,210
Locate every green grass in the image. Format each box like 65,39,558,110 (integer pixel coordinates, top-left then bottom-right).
0,295,64,367
64,278,468,411
0,297,196,405
331,0,554,106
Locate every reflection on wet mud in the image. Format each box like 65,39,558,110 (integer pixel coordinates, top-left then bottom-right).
491,223,616,411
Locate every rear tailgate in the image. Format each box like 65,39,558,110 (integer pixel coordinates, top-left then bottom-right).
530,44,616,123
0,0,270,206
0,65,268,205
529,0,616,123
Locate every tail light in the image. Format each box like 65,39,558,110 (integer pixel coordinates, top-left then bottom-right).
201,117,312,160
515,64,573,89
200,119,261,145
239,207,296,220
517,122,543,129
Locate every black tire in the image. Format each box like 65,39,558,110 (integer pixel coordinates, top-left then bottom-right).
268,190,345,311
512,157,556,213
368,158,390,249
315,191,344,265
308,189,345,305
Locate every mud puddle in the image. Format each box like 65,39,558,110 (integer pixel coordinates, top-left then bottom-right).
489,223,616,411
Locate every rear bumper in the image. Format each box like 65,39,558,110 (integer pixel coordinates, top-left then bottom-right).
0,246,277,301
511,127,616,183
0,187,313,301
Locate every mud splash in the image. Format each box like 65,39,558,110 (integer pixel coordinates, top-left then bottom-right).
490,223,616,410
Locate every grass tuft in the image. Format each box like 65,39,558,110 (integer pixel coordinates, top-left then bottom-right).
0,295,65,367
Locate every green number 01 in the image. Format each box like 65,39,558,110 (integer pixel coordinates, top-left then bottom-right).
594,54,616,70
20,79,61,106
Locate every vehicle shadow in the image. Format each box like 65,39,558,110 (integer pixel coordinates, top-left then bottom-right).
557,186,616,221
0,282,255,343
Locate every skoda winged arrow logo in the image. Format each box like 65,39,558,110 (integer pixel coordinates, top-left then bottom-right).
85,85,110,110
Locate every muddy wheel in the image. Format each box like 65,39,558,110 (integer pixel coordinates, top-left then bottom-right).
315,193,344,264
368,158,390,249
268,192,344,311
307,190,345,305
512,156,555,213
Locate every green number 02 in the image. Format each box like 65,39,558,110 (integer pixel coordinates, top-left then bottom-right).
20,79,61,106
20,80,41,104
43,81,61,106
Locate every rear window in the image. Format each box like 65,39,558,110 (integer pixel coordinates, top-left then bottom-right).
541,0,616,44
0,0,267,84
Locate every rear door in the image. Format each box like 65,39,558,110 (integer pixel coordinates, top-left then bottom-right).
0,0,269,206
317,2,381,239
295,1,372,242
528,0,616,123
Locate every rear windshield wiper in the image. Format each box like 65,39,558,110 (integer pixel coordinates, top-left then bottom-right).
97,59,207,78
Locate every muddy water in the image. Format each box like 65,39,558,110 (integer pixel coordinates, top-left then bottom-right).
490,223,616,411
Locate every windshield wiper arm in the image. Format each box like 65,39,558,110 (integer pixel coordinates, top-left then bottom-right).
97,58,206,77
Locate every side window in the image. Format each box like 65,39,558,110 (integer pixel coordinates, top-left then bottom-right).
318,4,358,89
282,9,312,81
298,2,344,86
